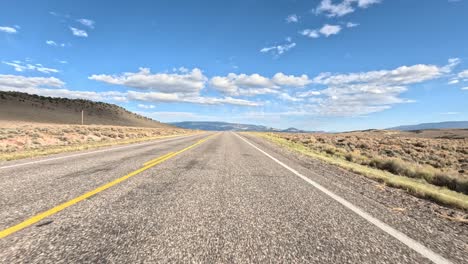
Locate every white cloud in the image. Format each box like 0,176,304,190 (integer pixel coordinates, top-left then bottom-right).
272,73,312,87
286,14,299,23
0,74,127,101
315,0,381,17
2,60,59,74
0,26,17,34
301,24,342,38
210,72,311,96
46,40,57,46
70,27,88,37
89,67,207,94
300,29,320,38
458,70,468,79
77,18,95,29
127,91,260,106
297,90,321,97
278,93,303,102
59,60,68,64
346,22,359,28
46,40,66,47
305,59,455,117
448,79,459,85
357,0,381,8
137,104,156,109
462,87,468,90
316,0,355,17
320,24,342,37
260,39,296,56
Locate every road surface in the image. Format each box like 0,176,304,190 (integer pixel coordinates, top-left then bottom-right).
0,132,466,263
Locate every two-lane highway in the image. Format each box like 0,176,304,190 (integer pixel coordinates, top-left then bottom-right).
0,132,466,263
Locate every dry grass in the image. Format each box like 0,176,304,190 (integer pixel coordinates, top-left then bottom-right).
252,132,468,210
0,122,195,161
270,130,468,194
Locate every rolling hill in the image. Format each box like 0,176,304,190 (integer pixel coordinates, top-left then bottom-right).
170,121,307,132
0,91,172,128
388,121,468,131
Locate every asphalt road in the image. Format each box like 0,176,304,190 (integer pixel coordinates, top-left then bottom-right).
0,132,466,263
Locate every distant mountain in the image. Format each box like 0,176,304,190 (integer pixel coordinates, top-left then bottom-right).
170,121,308,132
0,91,174,128
388,121,468,131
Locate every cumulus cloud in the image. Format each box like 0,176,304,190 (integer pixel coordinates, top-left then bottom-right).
0,74,127,102
297,90,321,97
260,38,296,56
272,73,312,87
77,18,95,29
286,14,299,23
127,91,260,106
315,0,381,17
301,24,342,38
300,29,320,38
2,60,59,74
89,67,207,94
210,72,311,96
319,24,342,37
70,27,88,37
462,87,468,90
303,59,455,116
458,70,468,79
0,26,17,34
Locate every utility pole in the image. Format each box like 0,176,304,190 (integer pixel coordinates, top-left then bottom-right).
81,110,84,125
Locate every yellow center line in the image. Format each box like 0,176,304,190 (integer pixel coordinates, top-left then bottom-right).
0,133,218,239
143,152,175,166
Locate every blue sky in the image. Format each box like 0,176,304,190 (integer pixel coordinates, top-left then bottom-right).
1,0,467,131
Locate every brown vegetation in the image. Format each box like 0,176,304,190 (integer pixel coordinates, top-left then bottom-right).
270,130,468,195
0,122,192,161
0,91,171,128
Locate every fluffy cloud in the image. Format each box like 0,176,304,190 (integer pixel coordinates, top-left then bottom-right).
77,18,95,29
315,0,381,17
2,60,59,74
301,59,455,116
458,70,468,79
0,74,126,101
272,73,312,87
319,24,342,37
127,91,260,106
286,14,299,23
70,27,88,37
300,29,320,38
210,72,311,96
0,26,17,34
301,24,342,38
90,67,207,94
297,90,321,97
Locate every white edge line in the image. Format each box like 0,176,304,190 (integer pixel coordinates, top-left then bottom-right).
234,133,452,264
0,133,205,170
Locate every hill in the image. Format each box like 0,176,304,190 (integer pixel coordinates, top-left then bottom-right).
170,121,307,132
0,91,172,128
388,121,468,131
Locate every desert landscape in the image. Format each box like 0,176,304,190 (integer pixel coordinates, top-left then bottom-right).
0,92,192,161
255,130,468,208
